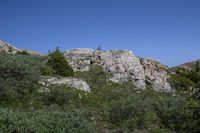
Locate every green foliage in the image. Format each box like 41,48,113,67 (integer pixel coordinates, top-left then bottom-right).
154,96,200,133
194,60,200,72
40,86,80,106
40,64,53,75
75,65,200,132
0,53,41,102
46,47,74,77
16,50,30,55
170,65,200,100
0,105,96,133
170,75,195,90
75,65,109,88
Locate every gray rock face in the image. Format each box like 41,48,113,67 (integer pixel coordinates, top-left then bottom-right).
39,76,91,92
64,49,146,89
141,58,172,92
64,48,172,91
64,48,94,72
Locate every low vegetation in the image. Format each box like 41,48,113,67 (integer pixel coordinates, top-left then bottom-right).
0,51,200,133
170,61,200,99
0,53,42,102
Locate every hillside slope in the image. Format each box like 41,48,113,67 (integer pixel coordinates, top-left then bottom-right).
0,40,200,133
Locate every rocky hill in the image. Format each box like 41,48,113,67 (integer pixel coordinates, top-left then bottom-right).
0,40,200,132
0,40,44,56
64,48,172,92
0,40,172,92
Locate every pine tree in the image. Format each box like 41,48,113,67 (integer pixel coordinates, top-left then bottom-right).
97,45,102,51
47,47,74,77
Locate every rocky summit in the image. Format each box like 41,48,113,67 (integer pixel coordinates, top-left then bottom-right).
64,48,172,92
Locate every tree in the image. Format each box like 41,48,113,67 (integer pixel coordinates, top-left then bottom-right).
97,45,102,51
195,60,200,73
47,47,74,77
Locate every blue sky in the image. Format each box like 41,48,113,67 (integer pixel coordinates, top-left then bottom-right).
0,0,200,66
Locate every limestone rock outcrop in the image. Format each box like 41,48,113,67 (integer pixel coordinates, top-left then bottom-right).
64,48,172,92
141,58,172,92
39,76,91,92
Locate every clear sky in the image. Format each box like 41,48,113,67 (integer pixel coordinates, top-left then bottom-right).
0,0,200,66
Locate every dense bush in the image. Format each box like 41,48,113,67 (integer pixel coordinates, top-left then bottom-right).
40,86,80,106
170,63,200,100
45,47,74,77
154,96,200,133
170,75,195,91
0,53,41,101
40,64,54,75
16,50,30,55
0,105,96,133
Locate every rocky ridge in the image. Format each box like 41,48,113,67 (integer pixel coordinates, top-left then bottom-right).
0,40,44,56
64,48,172,92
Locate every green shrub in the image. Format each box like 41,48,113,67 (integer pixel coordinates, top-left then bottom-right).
170,75,195,91
40,86,80,106
40,64,53,75
0,53,41,101
16,50,30,55
154,96,200,133
75,65,110,89
46,47,74,77
187,71,200,86
0,105,96,133
108,95,158,131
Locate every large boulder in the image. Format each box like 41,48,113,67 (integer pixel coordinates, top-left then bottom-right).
64,48,172,91
39,76,91,92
